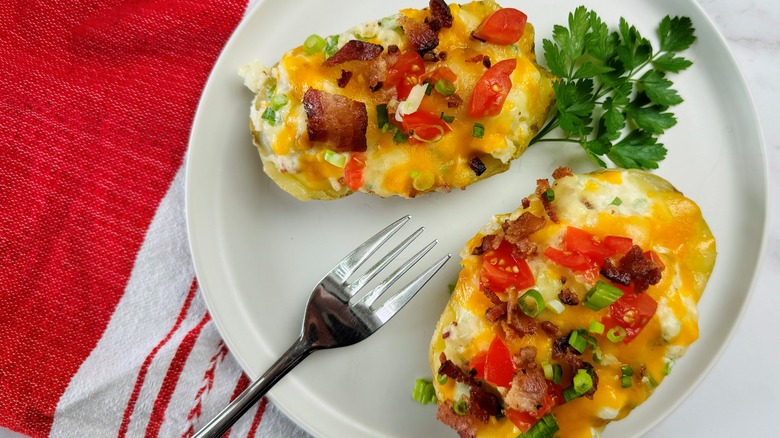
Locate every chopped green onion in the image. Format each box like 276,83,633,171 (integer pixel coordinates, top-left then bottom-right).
518,414,559,438
583,281,624,311
472,123,485,138
607,326,627,342
644,373,659,388
261,107,277,126
518,289,545,317
546,299,565,315
323,35,340,59
544,189,555,202
411,170,435,191
412,378,436,405
303,34,327,55
437,373,449,385
621,375,633,388
663,358,675,376
621,365,634,376
376,104,389,130
552,363,562,385
573,369,593,395
542,361,554,380
434,79,456,96
611,197,623,206
589,320,605,334
323,150,346,168
452,399,468,415
592,347,603,364
621,365,634,388
440,112,455,123
563,386,581,402
568,329,588,354
424,82,433,96
269,93,289,111
393,129,408,144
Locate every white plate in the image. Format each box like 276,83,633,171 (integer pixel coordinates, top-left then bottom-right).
185,0,767,436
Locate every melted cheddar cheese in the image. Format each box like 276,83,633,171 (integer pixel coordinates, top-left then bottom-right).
240,1,555,200
429,169,716,437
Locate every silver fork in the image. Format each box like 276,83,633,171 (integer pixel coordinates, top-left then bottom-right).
194,216,450,438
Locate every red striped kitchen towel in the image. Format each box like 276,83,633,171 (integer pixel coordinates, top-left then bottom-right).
0,1,306,437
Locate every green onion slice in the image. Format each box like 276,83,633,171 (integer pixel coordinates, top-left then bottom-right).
542,361,554,381
437,373,448,385
583,281,625,311
552,363,562,385
393,129,408,144
607,326,627,342
518,289,545,317
411,170,435,191
563,386,580,402
621,365,634,377
376,104,389,130
440,112,455,123
269,93,289,111
621,375,633,388
518,414,559,438
453,399,468,415
435,79,456,96
573,369,593,395
323,150,346,168
412,378,436,405
568,329,588,354
472,123,485,138
261,107,276,126
303,34,327,55
544,188,555,202
323,35,340,59
611,197,623,206
425,82,433,96
589,320,605,334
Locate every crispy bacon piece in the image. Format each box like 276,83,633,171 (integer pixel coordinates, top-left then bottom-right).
446,93,463,108
337,70,353,88
429,0,453,30
558,287,580,306
472,233,502,255
485,304,507,323
469,157,486,176
437,402,478,438
540,321,560,337
469,386,501,422
619,245,663,292
552,166,573,179
504,348,547,412
536,178,559,223
439,358,476,385
503,292,537,339
503,212,545,245
600,258,631,286
303,89,368,152
521,197,531,209
322,40,383,67
399,15,439,53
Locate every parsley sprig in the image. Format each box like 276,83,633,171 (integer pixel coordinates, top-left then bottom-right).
530,7,696,169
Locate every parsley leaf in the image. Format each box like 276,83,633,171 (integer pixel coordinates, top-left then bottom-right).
530,10,696,170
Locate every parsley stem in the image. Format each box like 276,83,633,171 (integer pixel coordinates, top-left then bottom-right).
531,138,580,144
530,117,561,145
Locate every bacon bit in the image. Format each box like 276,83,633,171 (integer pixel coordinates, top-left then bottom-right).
469,386,501,422
387,44,399,54
322,40,383,67
485,304,507,323
504,360,547,412
437,401,478,438
439,358,475,385
429,0,454,30
536,178,559,223
600,258,631,286
469,157,486,176
422,51,439,62
482,56,491,69
472,233,502,255
303,89,368,152
482,286,504,306
466,54,486,63
337,70,353,88
558,288,579,306
521,197,530,209
399,15,439,53
511,239,537,260
618,245,663,292
503,212,546,245
369,81,383,92
446,93,463,108
552,166,573,179
503,292,537,339
540,321,560,337
439,51,448,60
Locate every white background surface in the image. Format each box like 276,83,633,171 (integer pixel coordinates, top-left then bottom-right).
3,0,776,437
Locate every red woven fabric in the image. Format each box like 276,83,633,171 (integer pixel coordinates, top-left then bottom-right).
0,1,246,436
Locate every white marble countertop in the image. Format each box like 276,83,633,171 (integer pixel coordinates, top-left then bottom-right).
2,0,776,437
649,0,780,436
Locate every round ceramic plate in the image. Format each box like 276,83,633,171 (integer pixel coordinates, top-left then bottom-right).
185,0,767,436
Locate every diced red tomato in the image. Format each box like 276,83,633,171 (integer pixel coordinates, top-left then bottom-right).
546,382,566,407
481,240,535,292
400,110,452,142
425,66,458,84
385,51,425,100
473,8,528,45
469,351,488,379
343,152,366,191
484,337,514,387
564,227,614,264
603,290,658,343
469,59,516,118
604,235,633,254
644,250,666,270
543,247,595,272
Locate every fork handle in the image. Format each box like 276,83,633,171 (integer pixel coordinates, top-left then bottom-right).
194,337,311,438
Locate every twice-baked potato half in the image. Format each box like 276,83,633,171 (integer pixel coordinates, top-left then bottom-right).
240,0,555,200
429,168,716,437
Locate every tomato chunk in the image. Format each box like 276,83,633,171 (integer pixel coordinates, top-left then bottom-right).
343,152,366,191
603,290,658,343
473,8,528,45
481,240,535,292
565,227,613,264
469,59,516,118
385,51,425,99
469,351,488,379
400,110,452,142
484,337,514,387
604,235,634,254
505,389,555,432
